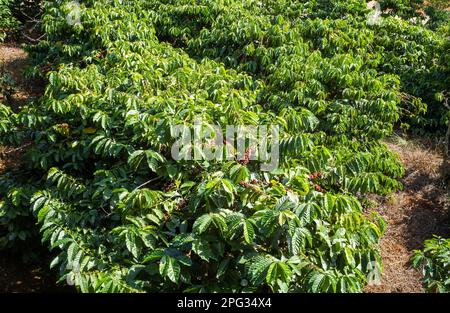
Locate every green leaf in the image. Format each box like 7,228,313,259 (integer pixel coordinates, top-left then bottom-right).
308,271,326,292
192,238,215,262
159,255,181,283
143,248,165,263
248,255,272,285
266,262,292,287
216,258,230,279
193,214,212,235
243,220,254,244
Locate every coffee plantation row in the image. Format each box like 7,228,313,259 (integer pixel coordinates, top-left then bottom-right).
0,0,448,292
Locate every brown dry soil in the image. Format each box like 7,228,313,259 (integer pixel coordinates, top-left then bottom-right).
0,43,36,173
1,44,449,293
0,44,42,108
365,136,450,293
0,252,70,293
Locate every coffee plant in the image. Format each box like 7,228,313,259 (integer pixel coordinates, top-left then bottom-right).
0,0,448,293
0,71,15,103
412,236,450,293
0,0,44,42
0,0,19,42
148,0,449,131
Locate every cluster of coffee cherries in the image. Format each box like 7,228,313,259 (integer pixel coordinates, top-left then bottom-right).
308,172,324,192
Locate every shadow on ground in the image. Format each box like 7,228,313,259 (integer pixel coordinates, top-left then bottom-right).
365,137,449,293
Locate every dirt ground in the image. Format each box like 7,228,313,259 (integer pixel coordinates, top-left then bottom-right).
0,44,31,172
0,43,42,108
0,251,72,293
365,136,450,293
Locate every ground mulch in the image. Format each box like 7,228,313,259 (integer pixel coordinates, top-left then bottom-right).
365,136,449,293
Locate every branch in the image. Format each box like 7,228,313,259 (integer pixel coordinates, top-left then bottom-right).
441,93,450,156
134,177,162,191
0,142,33,155
22,33,45,43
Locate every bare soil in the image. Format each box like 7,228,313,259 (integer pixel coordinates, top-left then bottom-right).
0,252,71,293
365,136,450,293
0,43,42,109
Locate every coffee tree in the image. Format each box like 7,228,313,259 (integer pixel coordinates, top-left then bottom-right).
0,0,448,293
